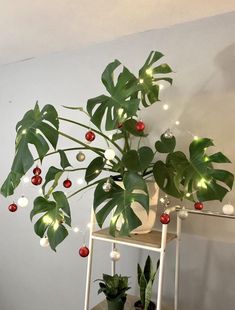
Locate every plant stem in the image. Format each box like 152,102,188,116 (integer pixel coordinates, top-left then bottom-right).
58,131,104,157
59,117,124,155
67,178,107,199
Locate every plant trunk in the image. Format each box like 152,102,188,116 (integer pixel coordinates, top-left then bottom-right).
107,298,126,310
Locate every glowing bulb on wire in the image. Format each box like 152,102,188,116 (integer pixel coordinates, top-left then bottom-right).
104,148,116,160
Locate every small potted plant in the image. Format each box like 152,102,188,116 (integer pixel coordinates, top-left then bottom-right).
135,256,159,310
96,273,130,310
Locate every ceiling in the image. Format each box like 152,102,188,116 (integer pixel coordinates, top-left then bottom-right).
0,0,234,66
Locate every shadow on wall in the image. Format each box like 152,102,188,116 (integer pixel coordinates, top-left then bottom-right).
215,43,235,91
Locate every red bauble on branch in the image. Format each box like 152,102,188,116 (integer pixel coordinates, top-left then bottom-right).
160,213,171,224
135,121,145,132
85,131,95,142
33,166,42,175
8,203,18,212
79,246,90,257
31,175,43,186
63,179,72,188
194,201,204,210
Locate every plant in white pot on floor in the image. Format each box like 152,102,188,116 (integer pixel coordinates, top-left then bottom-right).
0,51,234,251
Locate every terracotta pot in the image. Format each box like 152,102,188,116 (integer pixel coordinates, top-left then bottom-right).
116,181,159,234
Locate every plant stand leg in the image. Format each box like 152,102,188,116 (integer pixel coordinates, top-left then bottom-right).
111,242,116,276
156,224,168,310
174,216,181,310
84,237,94,310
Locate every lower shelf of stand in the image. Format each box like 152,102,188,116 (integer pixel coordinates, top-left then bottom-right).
91,295,172,310
92,228,176,252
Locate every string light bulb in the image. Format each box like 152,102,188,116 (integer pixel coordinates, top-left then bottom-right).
163,104,169,111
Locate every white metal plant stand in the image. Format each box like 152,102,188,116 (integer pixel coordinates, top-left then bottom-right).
84,206,235,310
84,205,182,310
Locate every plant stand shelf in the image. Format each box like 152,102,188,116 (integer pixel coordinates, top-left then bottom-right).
93,228,176,252
91,295,173,310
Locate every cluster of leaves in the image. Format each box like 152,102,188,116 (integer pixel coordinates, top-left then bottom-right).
137,256,159,310
0,51,234,251
96,274,130,302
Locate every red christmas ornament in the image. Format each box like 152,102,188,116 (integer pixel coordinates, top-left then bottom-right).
63,179,72,188
8,203,18,212
135,121,145,132
160,213,171,224
31,175,43,186
85,131,95,142
33,166,42,175
194,201,204,210
79,246,90,258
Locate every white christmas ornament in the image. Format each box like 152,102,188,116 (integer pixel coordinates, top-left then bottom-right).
110,249,121,261
178,208,189,220
222,204,234,215
17,196,29,208
103,181,112,192
76,152,86,162
40,236,49,247
104,148,116,160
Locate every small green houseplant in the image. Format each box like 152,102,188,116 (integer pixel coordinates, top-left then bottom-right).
0,51,234,250
96,273,130,310
135,256,159,310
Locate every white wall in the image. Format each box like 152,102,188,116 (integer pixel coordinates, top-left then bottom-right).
0,11,235,310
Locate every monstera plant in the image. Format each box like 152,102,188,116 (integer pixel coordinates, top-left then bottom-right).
1,51,234,251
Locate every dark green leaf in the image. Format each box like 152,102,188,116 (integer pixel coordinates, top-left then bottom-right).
47,224,68,251
85,156,105,183
58,150,72,169
122,119,148,137
155,134,176,153
42,166,63,195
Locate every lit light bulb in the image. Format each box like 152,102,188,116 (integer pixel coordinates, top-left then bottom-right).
185,193,191,198
118,108,124,116
204,156,209,162
160,197,165,203
194,136,199,141
104,148,116,160
53,220,59,231
159,83,164,90
139,78,144,84
175,121,180,126
197,178,208,189
36,129,40,134
87,222,92,229
95,170,100,174
163,104,169,111
222,204,234,215
43,215,53,225
17,196,29,208
73,227,79,233
146,68,153,76
22,129,27,135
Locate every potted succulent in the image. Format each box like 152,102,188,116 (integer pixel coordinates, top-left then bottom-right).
0,51,234,250
96,273,130,310
135,256,159,310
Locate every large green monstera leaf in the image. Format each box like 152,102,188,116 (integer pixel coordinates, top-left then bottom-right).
94,172,149,236
1,103,59,197
30,191,71,251
153,138,234,202
87,60,139,131
87,51,173,131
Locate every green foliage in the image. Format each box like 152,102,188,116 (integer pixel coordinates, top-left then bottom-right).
0,51,234,251
30,191,71,251
1,103,59,197
87,51,172,131
153,138,234,201
96,274,130,302
137,256,159,310
94,172,149,236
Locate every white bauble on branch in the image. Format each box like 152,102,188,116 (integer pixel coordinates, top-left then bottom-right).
40,236,49,247
104,148,116,160
17,196,29,208
110,249,121,261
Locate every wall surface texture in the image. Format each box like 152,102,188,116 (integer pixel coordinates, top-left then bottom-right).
0,11,235,310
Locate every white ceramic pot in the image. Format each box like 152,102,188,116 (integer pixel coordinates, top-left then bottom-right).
116,181,159,234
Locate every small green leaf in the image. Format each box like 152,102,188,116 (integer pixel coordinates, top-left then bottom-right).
42,166,63,195
58,150,72,169
85,156,105,183
155,134,176,153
